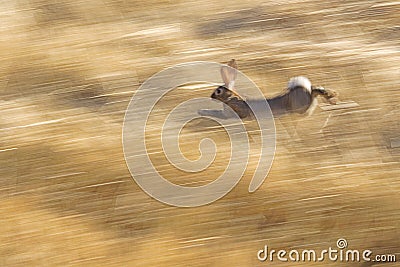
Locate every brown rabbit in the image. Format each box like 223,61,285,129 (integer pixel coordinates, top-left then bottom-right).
198,59,338,120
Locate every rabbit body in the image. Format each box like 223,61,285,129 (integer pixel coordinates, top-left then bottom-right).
198,60,337,120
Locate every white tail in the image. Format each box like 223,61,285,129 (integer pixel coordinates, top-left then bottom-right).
287,76,312,93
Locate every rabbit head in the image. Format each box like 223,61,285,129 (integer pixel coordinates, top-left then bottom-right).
211,85,235,102
211,59,244,103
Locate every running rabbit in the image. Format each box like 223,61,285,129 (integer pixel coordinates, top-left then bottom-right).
198,59,338,120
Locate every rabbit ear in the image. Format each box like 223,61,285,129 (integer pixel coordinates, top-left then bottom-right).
221,59,237,90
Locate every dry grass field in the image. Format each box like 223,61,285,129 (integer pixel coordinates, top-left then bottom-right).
0,0,399,266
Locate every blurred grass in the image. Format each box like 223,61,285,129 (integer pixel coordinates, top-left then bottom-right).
0,0,399,266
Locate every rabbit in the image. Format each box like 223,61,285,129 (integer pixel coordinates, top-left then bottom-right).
198,59,338,120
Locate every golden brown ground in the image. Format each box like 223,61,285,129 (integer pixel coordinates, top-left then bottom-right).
0,0,399,266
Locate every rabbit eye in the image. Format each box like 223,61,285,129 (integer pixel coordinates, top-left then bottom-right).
216,88,222,95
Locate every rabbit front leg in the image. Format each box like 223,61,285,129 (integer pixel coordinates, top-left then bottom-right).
198,104,237,119
198,109,230,119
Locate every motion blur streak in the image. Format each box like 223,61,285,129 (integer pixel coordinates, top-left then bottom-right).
0,0,399,266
